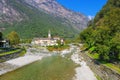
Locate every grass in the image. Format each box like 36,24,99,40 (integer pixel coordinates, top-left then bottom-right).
19,49,26,56
95,74,102,80
0,55,77,80
103,63,120,74
0,49,21,56
87,53,99,60
0,48,26,62
86,52,120,74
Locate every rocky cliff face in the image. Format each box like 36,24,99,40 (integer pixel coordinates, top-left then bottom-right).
0,0,89,38
24,0,88,29
0,0,88,29
0,0,23,23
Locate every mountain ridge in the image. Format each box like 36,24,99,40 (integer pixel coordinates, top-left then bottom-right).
24,0,88,30
0,0,89,39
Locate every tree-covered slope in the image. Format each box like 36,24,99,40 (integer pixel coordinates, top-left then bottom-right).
0,0,82,39
80,0,120,61
94,0,120,25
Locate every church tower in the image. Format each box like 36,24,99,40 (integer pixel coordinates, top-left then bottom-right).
48,30,51,39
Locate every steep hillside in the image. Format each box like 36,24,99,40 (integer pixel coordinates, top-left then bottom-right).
80,0,120,61
94,0,120,25
24,0,88,30
0,0,88,39
0,0,24,23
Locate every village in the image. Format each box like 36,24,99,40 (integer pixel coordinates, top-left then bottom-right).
31,30,64,46
0,30,64,49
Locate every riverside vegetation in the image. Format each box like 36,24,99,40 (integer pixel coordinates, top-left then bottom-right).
47,45,69,51
0,31,26,62
80,0,120,73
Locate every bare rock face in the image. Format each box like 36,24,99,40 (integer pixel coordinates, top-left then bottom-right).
0,0,23,23
24,0,89,30
0,0,88,31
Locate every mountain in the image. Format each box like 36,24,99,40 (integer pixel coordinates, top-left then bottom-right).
0,0,24,23
0,0,89,39
80,0,120,61
24,0,88,30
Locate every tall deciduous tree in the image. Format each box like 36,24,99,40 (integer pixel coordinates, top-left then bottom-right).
7,31,20,45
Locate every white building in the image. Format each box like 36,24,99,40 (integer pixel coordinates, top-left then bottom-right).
31,30,64,46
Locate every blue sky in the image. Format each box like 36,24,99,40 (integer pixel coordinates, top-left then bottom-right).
57,0,107,16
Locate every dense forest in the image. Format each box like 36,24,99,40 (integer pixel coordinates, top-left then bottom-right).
80,0,120,62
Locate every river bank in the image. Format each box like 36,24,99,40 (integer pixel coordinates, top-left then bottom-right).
0,48,51,76
70,47,97,80
0,45,97,80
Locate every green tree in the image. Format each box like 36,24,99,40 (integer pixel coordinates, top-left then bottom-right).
110,33,120,60
97,44,110,61
80,27,95,48
7,31,20,45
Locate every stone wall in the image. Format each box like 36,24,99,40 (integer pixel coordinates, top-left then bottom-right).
0,50,23,62
79,51,120,80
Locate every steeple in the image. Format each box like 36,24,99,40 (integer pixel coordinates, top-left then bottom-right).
48,30,51,39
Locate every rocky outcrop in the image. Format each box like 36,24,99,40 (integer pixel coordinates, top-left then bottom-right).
0,0,24,23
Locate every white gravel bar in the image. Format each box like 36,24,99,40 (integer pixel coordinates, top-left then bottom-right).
6,55,42,67
0,55,43,75
71,53,97,80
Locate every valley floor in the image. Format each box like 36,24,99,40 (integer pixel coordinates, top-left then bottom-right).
0,45,97,80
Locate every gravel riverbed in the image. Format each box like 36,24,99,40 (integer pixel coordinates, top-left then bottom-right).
0,45,97,80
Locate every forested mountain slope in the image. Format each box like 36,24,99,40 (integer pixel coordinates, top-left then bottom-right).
80,0,120,61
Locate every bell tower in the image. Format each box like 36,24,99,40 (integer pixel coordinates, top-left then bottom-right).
48,30,51,39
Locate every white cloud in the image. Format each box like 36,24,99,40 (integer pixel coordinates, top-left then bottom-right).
88,15,94,20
